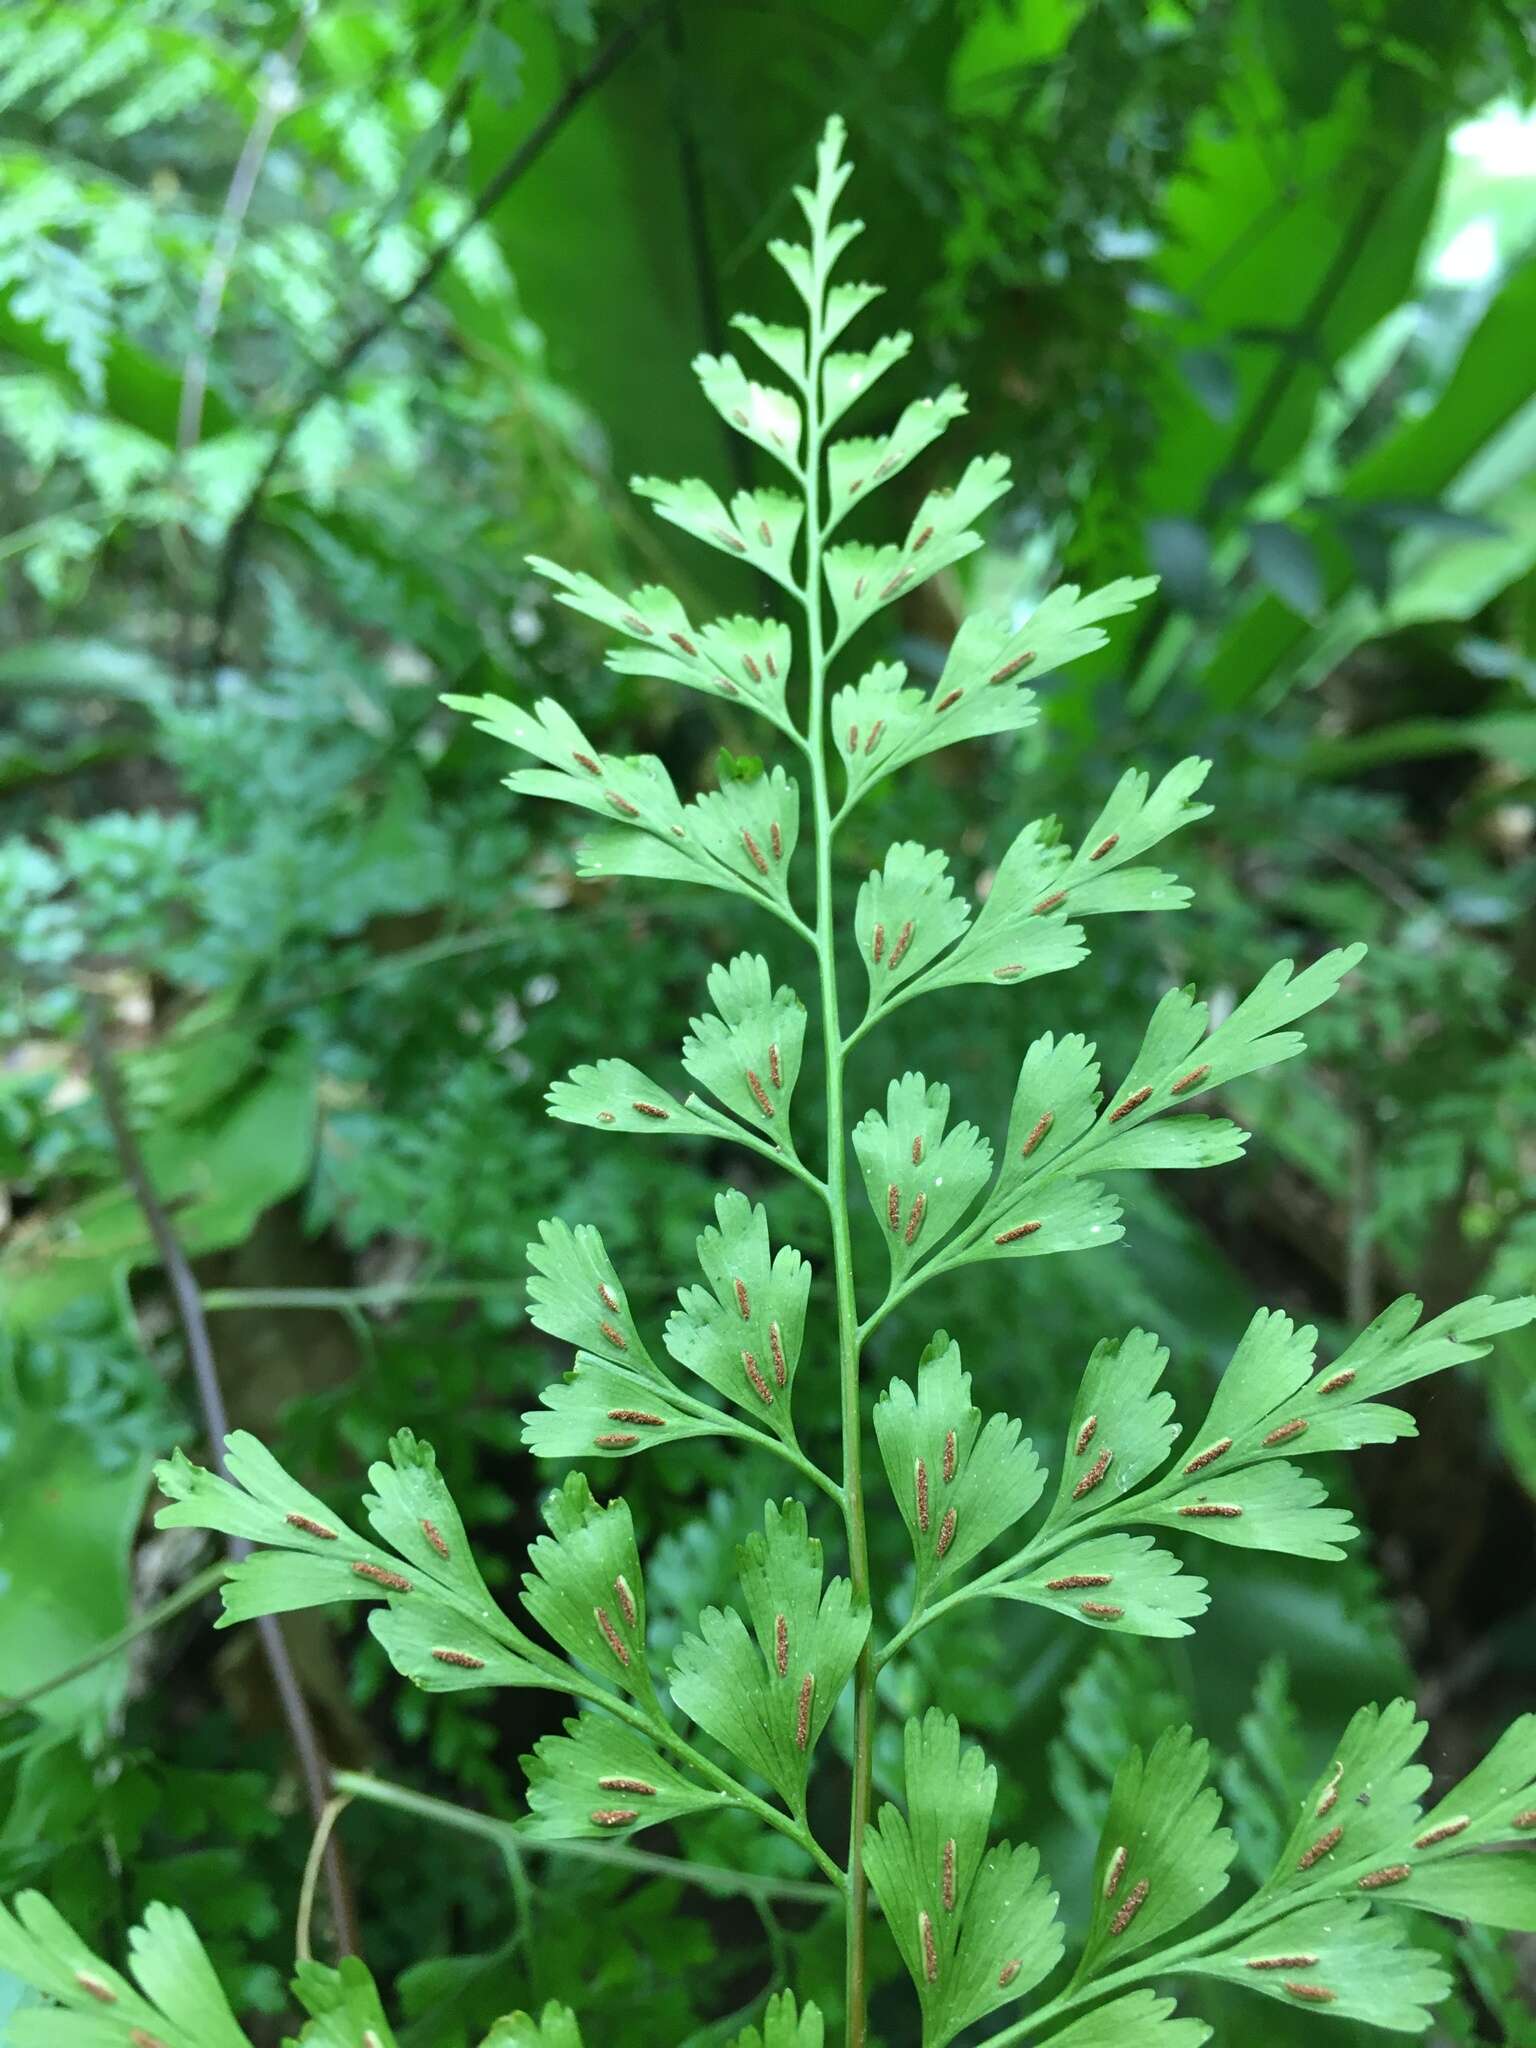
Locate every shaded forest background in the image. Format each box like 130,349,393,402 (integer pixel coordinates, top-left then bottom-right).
1,0,1533,2041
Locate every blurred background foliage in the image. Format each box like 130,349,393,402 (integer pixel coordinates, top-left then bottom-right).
0,0,1533,2041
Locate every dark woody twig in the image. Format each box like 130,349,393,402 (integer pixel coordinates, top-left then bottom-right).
82,998,359,1957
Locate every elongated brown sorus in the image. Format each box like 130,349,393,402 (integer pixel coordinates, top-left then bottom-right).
1414,1816,1469,1847
598,1319,628,1349
1169,1063,1210,1095
1263,1417,1308,1446
935,688,963,713
887,1182,902,1231
743,1351,774,1405
989,651,1035,684
590,1807,639,1827
1031,889,1067,916
904,1192,927,1244
1184,1437,1232,1474
887,920,915,970
768,1043,782,1087
741,828,769,875
605,789,640,817
1075,1414,1098,1455
353,1560,412,1591
746,1069,775,1116
997,1959,1023,1987
795,1672,814,1750
775,1612,788,1677
1104,1845,1128,1898
286,1511,338,1540
1089,832,1119,860
593,1432,639,1448
1297,1824,1343,1870
769,1321,787,1384
606,1408,666,1427
1177,1502,1242,1518
594,1606,630,1665
994,1219,1042,1244
941,1836,957,1910
733,1277,751,1319
1073,1448,1112,1499
1317,1369,1355,1396
632,1099,670,1119
598,1775,658,1796
1284,1983,1338,2004
1021,1110,1054,1156
1244,1954,1319,1971
613,1573,637,1627
915,1457,931,1533
935,1506,957,1558
919,1909,939,1983
1109,1085,1152,1122
1081,1600,1124,1620
1109,1878,1149,1936
1047,1573,1113,1591
75,1972,117,2004
942,1428,957,1483
432,1647,485,1668
1358,1863,1412,1889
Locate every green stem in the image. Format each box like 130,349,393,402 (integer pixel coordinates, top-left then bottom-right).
201,1282,524,1311
793,211,876,2048
332,1770,837,1906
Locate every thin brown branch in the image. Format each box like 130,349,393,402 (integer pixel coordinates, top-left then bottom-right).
178,9,314,455
208,2,665,669
81,997,359,1957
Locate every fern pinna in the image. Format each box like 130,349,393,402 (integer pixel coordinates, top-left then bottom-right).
6,116,1533,2048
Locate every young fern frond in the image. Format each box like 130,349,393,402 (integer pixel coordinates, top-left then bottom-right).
9,111,1533,2048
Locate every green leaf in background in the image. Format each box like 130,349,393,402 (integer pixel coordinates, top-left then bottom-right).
665,1191,811,1435
853,1074,992,1280
1189,1898,1450,2028
0,1893,251,2048
1042,1328,1178,1533
521,1353,743,1464
1077,1726,1235,1976
1259,1697,1429,1899
521,1474,656,1711
0,1407,147,1730
668,1500,866,1812
680,953,808,1148
481,2004,583,2048
286,1955,400,2048
545,1059,718,1138
873,1334,1044,1595
727,1989,824,2048
0,1037,315,1329
1043,1993,1211,2046
525,1219,667,1380
852,844,971,1015
863,1710,1063,2045
521,1712,726,1840
999,1534,1209,1640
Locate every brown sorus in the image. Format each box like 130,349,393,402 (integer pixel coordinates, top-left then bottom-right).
1073,1448,1112,1500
